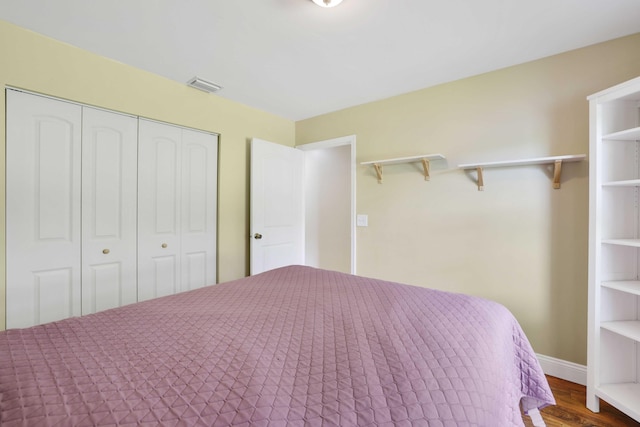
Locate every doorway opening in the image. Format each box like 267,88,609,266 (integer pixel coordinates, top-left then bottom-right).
297,135,356,274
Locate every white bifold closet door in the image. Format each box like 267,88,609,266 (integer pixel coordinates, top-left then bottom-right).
137,119,218,301
6,91,82,328
6,91,139,327
7,90,218,328
81,107,138,315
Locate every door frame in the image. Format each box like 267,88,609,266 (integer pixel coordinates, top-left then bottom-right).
296,135,356,274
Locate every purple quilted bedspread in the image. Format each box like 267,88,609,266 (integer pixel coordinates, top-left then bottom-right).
0,266,554,426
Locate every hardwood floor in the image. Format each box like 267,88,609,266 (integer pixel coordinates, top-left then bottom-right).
522,376,640,427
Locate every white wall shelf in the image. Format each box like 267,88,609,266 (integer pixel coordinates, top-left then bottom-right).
458,154,586,191
361,154,445,183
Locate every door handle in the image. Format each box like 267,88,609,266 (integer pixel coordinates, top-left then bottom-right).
253,233,263,240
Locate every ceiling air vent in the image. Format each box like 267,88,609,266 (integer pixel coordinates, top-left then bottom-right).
187,77,223,93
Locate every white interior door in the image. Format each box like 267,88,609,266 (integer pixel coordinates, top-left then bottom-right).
81,107,138,314
250,138,305,275
6,90,82,328
138,119,182,301
180,128,218,291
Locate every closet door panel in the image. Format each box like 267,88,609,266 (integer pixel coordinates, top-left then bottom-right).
181,129,218,291
150,255,179,297
138,119,182,301
81,107,138,314
33,269,75,324
6,90,82,328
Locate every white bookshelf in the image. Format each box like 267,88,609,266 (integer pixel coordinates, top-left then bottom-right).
587,76,640,423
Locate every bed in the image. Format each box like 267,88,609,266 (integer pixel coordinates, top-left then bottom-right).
0,265,554,426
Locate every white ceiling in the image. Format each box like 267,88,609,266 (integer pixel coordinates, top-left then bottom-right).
2,0,640,120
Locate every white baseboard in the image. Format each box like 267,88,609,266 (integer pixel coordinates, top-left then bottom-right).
536,353,587,386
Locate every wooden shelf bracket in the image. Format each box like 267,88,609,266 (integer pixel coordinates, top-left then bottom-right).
476,167,484,191
553,159,563,189
373,163,383,183
421,159,430,181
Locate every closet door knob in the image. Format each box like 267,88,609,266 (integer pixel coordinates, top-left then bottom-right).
102,249,110,254
161,243,168,248
254,233,263,240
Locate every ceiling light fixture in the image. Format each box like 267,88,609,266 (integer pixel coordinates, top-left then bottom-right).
187,76,223,93
311,0,343,7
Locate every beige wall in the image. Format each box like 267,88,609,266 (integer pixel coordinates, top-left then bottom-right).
0,20,295,331
296,33,640,365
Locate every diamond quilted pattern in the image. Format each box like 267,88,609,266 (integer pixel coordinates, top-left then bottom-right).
0,265,554,426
